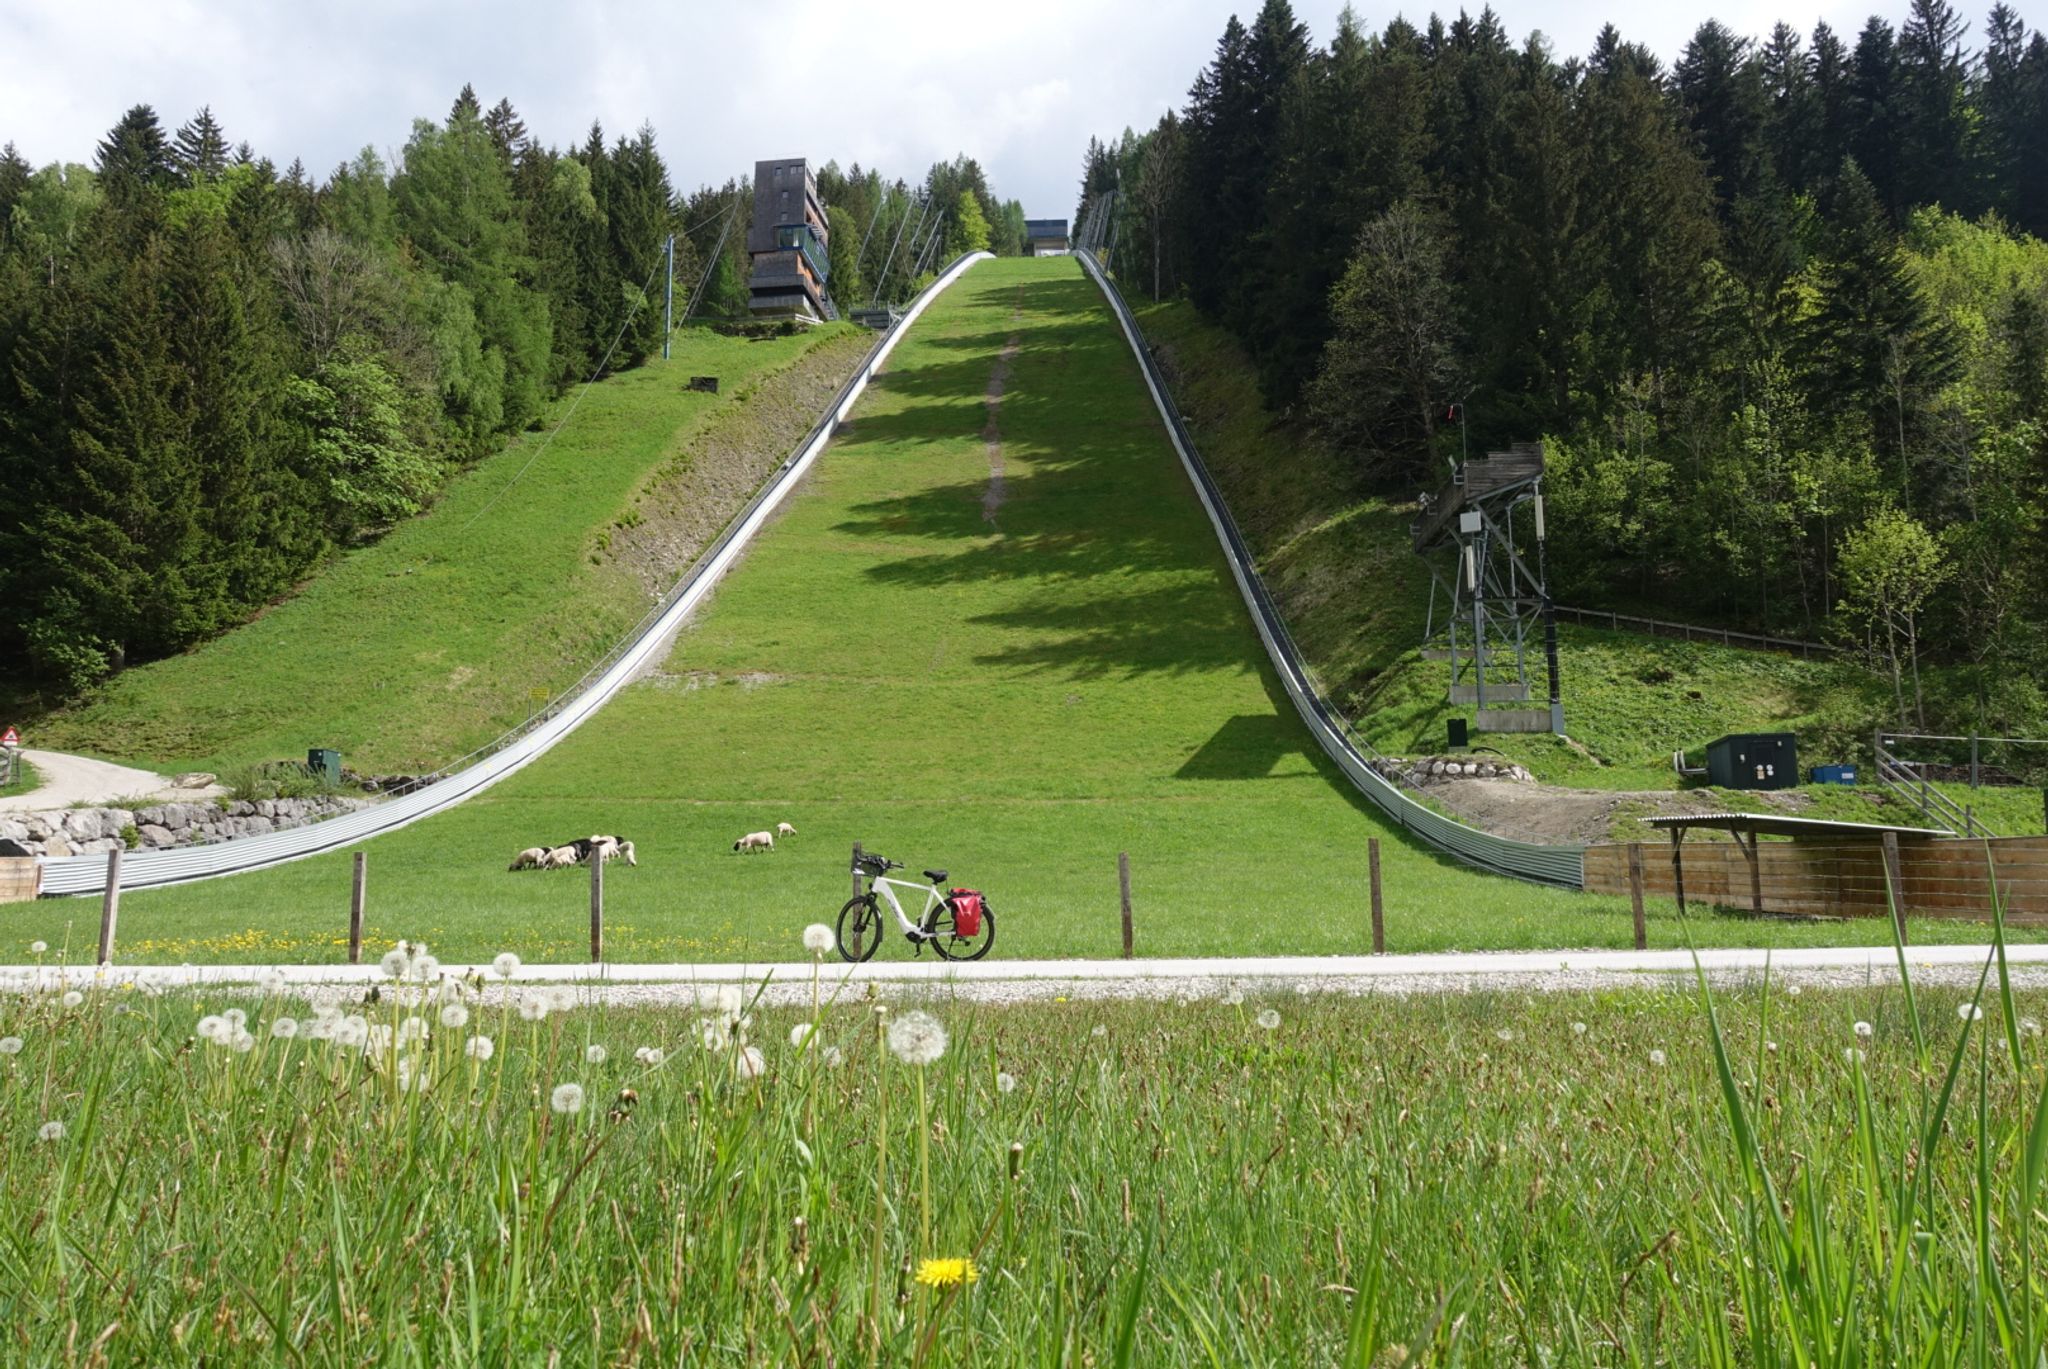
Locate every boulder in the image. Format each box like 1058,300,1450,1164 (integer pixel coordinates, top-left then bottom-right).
43,835,71,858
173,772,216,789
138,824,176,849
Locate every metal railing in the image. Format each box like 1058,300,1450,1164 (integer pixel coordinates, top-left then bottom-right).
38,253,997,897
1552,605,1837,659
1075,249,1584,888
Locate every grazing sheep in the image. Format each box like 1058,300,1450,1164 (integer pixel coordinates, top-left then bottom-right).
776,822,797,838
508,847,547,871
612,840,637,867
733,831,775,854
541,845,582,870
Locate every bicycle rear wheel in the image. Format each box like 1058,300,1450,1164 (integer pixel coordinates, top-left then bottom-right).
836,895,883,963
927,898,996,961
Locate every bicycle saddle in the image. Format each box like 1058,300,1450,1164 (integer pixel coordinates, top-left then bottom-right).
924,868,948,884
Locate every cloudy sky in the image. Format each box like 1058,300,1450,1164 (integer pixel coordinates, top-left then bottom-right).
0,0,1998,214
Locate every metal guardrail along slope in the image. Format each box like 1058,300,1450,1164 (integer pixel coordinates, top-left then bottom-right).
1075,251,1584,887
40,253,996,897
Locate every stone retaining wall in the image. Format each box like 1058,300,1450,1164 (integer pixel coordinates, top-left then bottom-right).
0,796,374,858
1369,755,1536,786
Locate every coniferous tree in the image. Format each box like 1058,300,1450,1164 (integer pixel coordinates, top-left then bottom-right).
1848,19,1906,216
170,106,229,185
483,98,529,166
1676,21,1768,212
1897,0,1976,211
95,105,175,203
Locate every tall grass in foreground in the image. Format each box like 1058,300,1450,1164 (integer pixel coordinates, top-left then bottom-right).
0,937,2042,1362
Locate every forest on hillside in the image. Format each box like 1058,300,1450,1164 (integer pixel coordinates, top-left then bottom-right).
0,89,1020,696
1078,0,2048,733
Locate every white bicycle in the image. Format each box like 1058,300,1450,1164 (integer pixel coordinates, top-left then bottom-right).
837,851,997,963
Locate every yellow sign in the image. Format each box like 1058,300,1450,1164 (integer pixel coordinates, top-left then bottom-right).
528,687,550,702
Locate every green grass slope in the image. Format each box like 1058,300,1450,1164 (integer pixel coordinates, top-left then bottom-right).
22,325,866,776
1134,299,2047,834
19,260,2025,963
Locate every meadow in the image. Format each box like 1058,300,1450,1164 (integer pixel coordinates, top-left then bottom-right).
13,256,2033,963
0,932,2042,1363
18,324,867,777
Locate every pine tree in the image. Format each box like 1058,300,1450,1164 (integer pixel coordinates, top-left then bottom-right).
1677,21,1768,212
947,188,991,255
605,124,673,367
1896,0,1975,212
450,84,481,123
95,106,175,203
1803,158,1958,470
1847,19,1906,217
0,143,30,252
483,98,529,165
171,106,229,186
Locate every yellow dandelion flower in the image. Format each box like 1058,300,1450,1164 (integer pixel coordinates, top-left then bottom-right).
914,1258,979,1289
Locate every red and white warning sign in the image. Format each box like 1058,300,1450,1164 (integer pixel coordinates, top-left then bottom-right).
0,727,18,747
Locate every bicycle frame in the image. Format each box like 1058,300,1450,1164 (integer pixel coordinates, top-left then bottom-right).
868,873,946,939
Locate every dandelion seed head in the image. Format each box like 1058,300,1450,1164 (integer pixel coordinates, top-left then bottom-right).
492,952,521,979
0,1036,22,1056
440,1004,470,1029
230,1031,255,1054
585,1043,608,1065
996,1071,1017,1094
1295,982,1311,997
1090,1024,1107,1039
379,947,410,979
465,1035,495,1061
60,990,82,1009
517,994,549,1022
397,1016,429,1045
38,1120,65,1142
28,941,46,955
887,1010,948,1066
550,1082,585,1114
1765,1040,1778,1052
1648,1049,1667,1067
802,923,835,955
737,1045,766,1079
1853,1021,1873,1039
1571,1021,1588,1036
1255,1009,1281,1031
270,1017,299,1039
548,987,576,1014
1496,1029,1515,1043
821,1045,844,1069
1845,1047,1866,1064
196,1014,228,1042
1958,1003,1985,1022
789,1022,815,1049
410,954,441,984
259,970,287,996
698,1018,731,1052
223,1008,247,1030
1785,984,1802,998
397,1057,430,1093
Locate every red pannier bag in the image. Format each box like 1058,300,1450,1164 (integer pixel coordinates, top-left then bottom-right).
948,889,983,937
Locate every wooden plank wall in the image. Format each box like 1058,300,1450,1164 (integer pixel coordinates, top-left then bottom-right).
0,857,40,904
1582,836,2048,922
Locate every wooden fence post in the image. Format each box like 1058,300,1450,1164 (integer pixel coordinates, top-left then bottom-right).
1368,838,1385,954
98,847,121,965
590,854,604,963
1881,829,1907,946
1627,842,1647,952
1669,828,1687,915
1118,852,1133,959
851,841,863,901
348,851,366,964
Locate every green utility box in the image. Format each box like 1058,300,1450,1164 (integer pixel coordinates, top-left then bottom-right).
306,747,342,785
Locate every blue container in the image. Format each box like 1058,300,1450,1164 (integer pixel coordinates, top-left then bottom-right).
1810,764,1858,786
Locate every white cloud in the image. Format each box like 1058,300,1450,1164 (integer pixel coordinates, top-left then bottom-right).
0,0,1984,209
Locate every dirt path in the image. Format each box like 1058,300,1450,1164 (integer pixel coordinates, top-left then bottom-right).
0,749,223,813
1417,776,1818,846
980,297,1023,525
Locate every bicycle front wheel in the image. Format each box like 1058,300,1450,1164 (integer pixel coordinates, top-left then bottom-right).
927,898,996,961
836,895,883,963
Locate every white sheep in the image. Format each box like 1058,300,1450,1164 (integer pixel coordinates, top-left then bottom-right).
508,847,547,871
541,845,582,870
776,822,797,838
733,831,775,854
591,837,637,867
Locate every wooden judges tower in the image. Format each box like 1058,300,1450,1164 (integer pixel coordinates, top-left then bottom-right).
1412,441,1564,735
